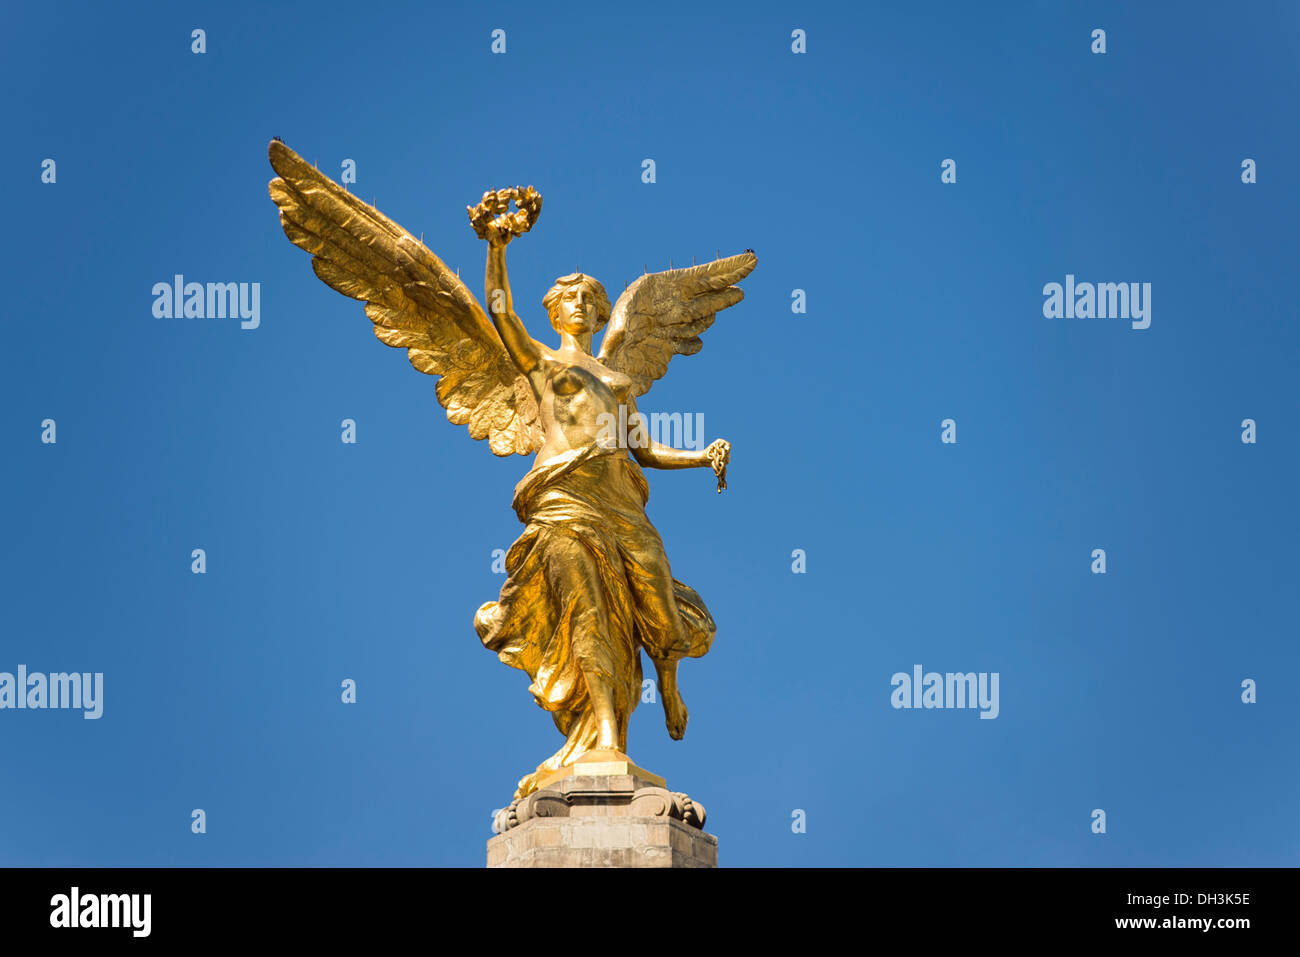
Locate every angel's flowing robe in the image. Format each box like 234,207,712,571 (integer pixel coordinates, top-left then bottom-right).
474,442,715,797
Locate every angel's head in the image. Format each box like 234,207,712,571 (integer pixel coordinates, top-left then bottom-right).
543,273,611,338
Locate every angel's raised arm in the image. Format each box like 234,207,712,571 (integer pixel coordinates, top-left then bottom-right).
484,241,544,378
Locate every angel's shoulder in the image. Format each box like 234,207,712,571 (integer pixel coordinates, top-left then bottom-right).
532,342,563,370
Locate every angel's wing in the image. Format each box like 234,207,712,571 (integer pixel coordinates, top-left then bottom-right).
267,140,543,456
597,251,757,397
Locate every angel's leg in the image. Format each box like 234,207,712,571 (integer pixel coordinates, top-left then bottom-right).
585,671,622,752
650,654,688,741
620,539,693,741
545,542,623,753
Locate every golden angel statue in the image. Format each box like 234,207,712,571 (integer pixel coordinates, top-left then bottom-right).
267,140,756,798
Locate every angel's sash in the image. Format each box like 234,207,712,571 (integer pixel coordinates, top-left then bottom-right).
511,444,649,524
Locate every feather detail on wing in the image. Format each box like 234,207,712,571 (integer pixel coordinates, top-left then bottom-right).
597,251,757,397
267,140,542,456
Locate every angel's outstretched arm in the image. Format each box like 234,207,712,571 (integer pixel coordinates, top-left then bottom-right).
632,440,704,470
626,397,720,470
485,242,543,377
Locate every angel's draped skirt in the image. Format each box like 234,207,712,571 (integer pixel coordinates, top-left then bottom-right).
474,444,715,795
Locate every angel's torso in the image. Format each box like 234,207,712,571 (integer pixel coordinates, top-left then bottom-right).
531,348,635,466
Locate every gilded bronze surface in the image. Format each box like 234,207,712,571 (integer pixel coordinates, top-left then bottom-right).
267,141,756,798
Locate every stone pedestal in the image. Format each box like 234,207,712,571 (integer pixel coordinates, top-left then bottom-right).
487,750,717,868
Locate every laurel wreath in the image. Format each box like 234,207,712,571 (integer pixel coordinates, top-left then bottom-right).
467,186,542,241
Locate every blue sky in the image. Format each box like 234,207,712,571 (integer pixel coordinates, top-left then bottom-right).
2,0,1296,866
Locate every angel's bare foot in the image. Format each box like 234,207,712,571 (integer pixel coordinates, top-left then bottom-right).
652,655,689,740
664,687,689,740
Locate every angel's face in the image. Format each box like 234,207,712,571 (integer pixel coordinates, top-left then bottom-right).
554,285,598,336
